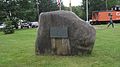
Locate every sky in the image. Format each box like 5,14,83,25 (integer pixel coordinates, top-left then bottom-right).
62,0,82,7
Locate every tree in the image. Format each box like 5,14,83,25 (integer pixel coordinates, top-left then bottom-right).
3,18,14,34
16,0,36,21
81,0,120,20
0,1,7,21
0,0,36,21
38,0,59,13
0,0,61,22
72,6,83,18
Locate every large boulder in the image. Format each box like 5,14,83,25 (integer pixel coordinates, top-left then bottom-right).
35,11,96,55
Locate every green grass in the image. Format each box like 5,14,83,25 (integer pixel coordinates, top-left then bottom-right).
0,24,120,67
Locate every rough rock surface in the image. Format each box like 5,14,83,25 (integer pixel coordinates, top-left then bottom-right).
35,11,96,55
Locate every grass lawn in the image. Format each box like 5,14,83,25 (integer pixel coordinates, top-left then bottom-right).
0,24,120,67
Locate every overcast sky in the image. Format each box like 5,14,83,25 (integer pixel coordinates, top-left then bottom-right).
62,0,82,7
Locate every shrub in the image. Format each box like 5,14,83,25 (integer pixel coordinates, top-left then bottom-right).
3,18,14,34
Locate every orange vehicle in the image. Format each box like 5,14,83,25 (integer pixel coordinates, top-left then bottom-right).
91,5,120,24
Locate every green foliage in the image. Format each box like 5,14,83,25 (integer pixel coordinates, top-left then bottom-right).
38,0,59,13
3,18,14,34
3,25,14,34
107,0,120,8
0,24,120,67
63,6,84,19
4,18,12,26
0,0,59,22
11,17,19,29
72,6,84,19
17,0,37,21
81,0,120,20
0,1,6,21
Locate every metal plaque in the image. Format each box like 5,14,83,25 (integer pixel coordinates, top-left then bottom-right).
50,27,68,38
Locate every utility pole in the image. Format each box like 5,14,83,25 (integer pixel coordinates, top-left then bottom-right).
59,0,61,10
69,0,72,11
86,0,89,22
36,0,39,16
105,0,108,10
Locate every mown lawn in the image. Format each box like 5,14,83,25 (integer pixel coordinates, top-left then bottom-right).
0,24,120,67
